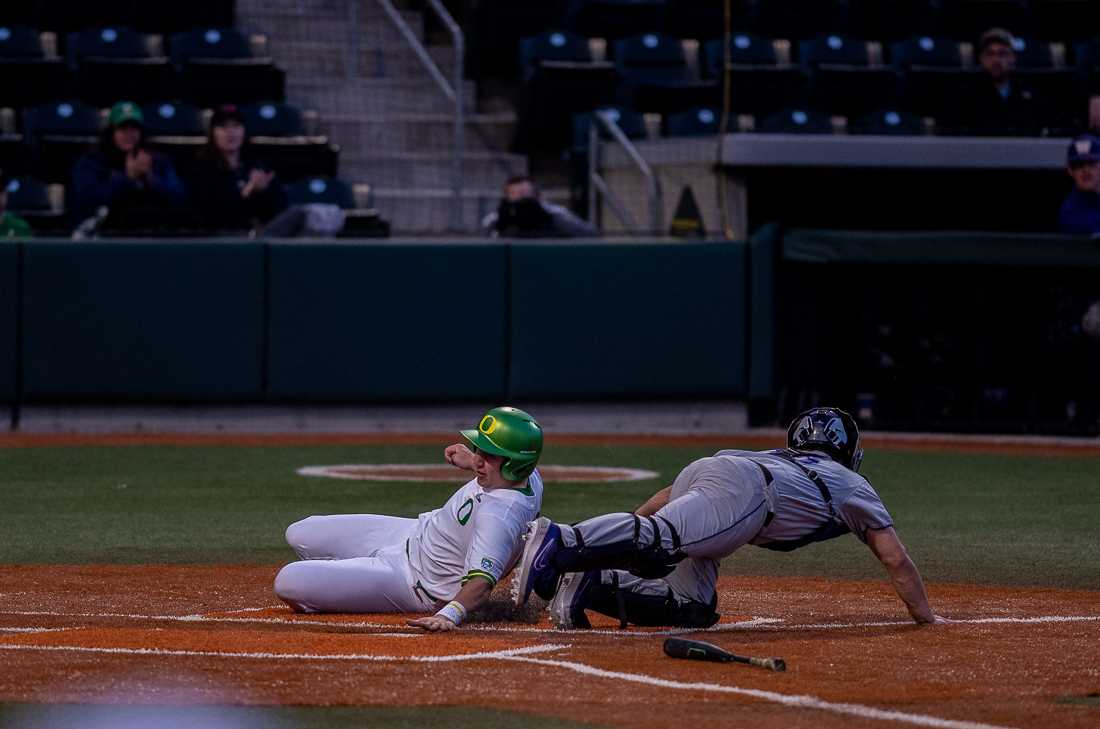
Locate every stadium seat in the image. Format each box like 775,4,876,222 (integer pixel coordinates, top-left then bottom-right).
516,31,618,152
571,105,649,151
67,27,177,105
662,106,721,136
0,107,31,177
0,26,74,106
755,107,836,134
4,175,67,232
568,0,668,41
285,176,356,209
891,37,978,121
701,33,784,76
700,35,804,116
800,35,898,116
241,103,338,182
241,102,304,137
849,109,930,135
23,100,101,182
613,32,716,112
518,30,594,81
169,27,253,66
142,101,206,158
141,101,205,137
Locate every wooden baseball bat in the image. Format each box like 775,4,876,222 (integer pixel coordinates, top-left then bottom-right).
663,637,786,672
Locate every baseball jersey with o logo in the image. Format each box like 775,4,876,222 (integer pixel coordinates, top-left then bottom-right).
407,469,544,600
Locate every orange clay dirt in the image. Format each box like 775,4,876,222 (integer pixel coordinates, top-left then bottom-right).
0,565,1097,729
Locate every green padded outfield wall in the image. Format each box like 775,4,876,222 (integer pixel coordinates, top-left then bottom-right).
0,243,16,402
509,240,749,398
21,242,264,400
267,242,508,401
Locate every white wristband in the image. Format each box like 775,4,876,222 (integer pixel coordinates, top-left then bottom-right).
435,600,467,626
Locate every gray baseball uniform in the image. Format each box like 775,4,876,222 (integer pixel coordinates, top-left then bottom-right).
570,449,893,606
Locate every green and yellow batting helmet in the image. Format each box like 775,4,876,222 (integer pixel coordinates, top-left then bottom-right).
461,406,543,481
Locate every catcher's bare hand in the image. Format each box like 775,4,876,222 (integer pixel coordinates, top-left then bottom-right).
407,615,458,632
444,444,476,471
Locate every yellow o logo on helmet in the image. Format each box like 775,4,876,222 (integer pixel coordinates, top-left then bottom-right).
479,415,500,434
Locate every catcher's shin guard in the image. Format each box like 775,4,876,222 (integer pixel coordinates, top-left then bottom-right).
585,572,720,629
555,513,684,580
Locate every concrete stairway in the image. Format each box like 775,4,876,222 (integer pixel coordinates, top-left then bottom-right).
234,0,527,233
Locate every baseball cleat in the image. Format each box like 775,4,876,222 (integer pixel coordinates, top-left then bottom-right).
511,517,561,607
549,569,597,630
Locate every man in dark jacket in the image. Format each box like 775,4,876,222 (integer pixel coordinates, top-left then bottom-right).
960,28,1043,137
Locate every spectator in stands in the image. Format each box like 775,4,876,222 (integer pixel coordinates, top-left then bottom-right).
0,172,33,238
960,28,1042,137
186,104,289,233
71,101,188,226
481,176,598,237
1058,133,1100,235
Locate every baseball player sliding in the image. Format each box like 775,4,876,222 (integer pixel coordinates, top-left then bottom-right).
274,406,544,632
513,407,949,629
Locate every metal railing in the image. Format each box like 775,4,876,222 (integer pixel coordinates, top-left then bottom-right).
587,110,663,235
375,0,465,232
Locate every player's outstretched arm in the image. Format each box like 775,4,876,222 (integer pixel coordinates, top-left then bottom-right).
407,577,494,632
635,486,673,516
866,526,948,624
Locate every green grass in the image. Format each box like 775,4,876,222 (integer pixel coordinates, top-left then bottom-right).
1,442,1098,589
0,703,610,729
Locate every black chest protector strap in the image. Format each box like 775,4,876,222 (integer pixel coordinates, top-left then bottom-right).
756,449,851,552
769,449,836,517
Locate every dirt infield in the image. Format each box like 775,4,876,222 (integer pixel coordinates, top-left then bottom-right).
1,565,1097,729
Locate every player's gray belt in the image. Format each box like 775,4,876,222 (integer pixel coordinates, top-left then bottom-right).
406,538,441,605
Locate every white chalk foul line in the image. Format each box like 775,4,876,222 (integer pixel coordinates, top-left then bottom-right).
0,609,780,637
728,615,1100,631
0,627,73,634
0,642,566,663
2,610,1098,635
499,654,1016,729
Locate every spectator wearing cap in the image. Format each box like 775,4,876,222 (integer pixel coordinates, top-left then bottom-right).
185,105,288,233
70,101,188,225
1058,134,1100,235
959,28,1043,136
0,172,33,238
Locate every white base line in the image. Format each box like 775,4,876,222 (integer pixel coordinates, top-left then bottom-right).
499,654,1016,729
0,628,72,634
3,610,1097,635
0,642,566,663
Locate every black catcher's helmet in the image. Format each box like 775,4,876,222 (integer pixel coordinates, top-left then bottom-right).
787,407,864,472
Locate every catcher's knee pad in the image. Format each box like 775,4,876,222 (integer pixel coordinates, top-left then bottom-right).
554,514,684,578
585,574,719,629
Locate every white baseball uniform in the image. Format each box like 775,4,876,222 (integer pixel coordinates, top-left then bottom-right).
274,470,544,613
